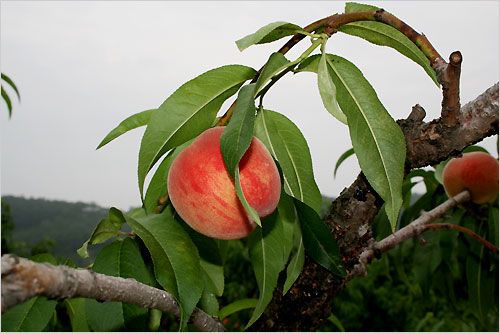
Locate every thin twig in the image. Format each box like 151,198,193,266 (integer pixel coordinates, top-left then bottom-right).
424,223,498,253
1,254,225,332
347,190,471,281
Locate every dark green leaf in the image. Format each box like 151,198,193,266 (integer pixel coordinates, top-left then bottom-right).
1,297,57,332
86,238,151,331
246,208,288,328
218,298,258,320
318,52,347,124
466,245,492,326
341,2,438,86
1,73,21,101
334,148,355,178
220,83,257,178
97,109,156,149
295,199,346,277
138,65,256,197
1,86,12,118
298,54,406,231
488,206,499,247
254,109,322,213
282,218,305,295
124,208,203,329
413,231,442,296
236,21,304,51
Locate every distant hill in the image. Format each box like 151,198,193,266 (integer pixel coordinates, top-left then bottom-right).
1,195,111,266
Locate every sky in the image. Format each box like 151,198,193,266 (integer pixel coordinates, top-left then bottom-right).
1,1,499,211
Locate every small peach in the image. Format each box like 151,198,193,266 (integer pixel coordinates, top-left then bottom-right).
443,151,499,204
167,127,281,240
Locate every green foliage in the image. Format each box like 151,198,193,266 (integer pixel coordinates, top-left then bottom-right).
1,73,21,118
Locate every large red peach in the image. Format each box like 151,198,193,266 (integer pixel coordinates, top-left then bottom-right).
167,127,281,240
443,151,499,204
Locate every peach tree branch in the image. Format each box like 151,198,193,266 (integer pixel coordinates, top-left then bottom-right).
348,190,471,280
1,254,226,332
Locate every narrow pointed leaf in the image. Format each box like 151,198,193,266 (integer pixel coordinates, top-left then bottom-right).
219,298,258,320
138,65,256,197
341,2,438,86
246,209,287,328
220,83,257,178
2,87,12,118
236,21,304,51
298,54,405,231
282,221,305,295
334,148,355,178
235,167,262,227
254,109,322,213
124,208,203,329
97,109,156,149
318,53,347,124
1,73,21,100
295,199,346,277
64,299,90,332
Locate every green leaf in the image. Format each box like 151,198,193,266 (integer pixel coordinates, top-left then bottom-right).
246,209,288,328
466,245,492,326
282,219,305,295
97,109,156,149
327,313,346,332
144,138,195,214
235,167,262,227
218,298,258,320
488,206,499,247
1,297,57,332
180,222,225,297
220,83,257,178
276,191,297,266
85,238,152,331
318,52,347,124
341,2,438,86
1,73,21,101
413,231,442,296
334,148,355,178
255,53,291,94
138,65,256,197
199,290,219,317
64,298,90,332
236,21,304,51
1,86,12,118
298,54,406,231
295,199,346,277
124,208,203,329
254,109,322,213
143,154,171,214
77,207,126,259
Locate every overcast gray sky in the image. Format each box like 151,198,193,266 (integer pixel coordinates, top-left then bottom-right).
1,1,499,211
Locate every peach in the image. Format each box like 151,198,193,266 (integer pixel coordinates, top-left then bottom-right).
167,127,281,240
443,151,499,204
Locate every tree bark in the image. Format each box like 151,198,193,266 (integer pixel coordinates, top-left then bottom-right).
252,82,498,331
